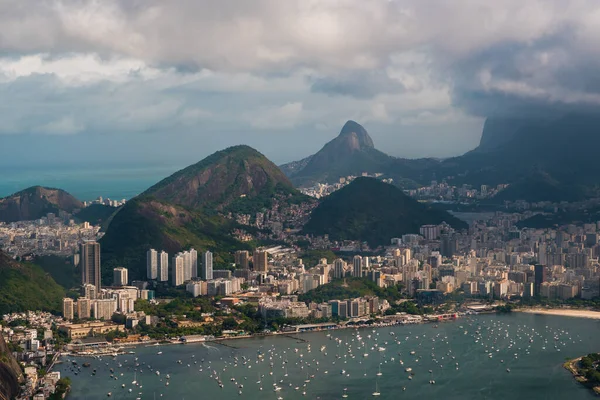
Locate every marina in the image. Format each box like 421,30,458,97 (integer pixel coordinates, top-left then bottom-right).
55,313,599,399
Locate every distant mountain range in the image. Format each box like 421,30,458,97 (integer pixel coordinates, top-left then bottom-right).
0,186,83,223
303,177,467,246
282,113,600,202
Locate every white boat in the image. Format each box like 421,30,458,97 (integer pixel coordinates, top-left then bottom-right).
372,380,381,396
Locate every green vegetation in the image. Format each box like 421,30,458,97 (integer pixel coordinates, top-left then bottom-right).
142,145,305,213
33,255,79,289
0,251,65,314
303,177,468,246
74,204,117,226
300,249,338,268
298,277,405,304
100,198,251,284
578,353,600,385
48,377,71,400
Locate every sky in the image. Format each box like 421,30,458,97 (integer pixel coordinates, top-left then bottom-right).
1,0,600,168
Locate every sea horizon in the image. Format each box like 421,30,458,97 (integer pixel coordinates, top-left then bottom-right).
0,164,187,201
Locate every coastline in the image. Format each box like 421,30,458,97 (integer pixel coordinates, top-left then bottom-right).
517,308,600,320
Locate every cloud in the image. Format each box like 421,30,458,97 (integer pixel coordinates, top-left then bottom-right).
249,102,304,129
0,0,600,163
37,116,84,135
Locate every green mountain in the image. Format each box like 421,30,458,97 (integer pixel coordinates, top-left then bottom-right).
303,177,467,246
100,198,251,283
0,250,65,315
0,334,23,400
101,145,309,283
74,204,118,227
143,145,304,213
0,186,83,222
487,170,585,204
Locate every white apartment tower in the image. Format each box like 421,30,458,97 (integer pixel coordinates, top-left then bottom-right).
158,251,169,281
146,249,158,280
113,267,128,286
201,251,213,280
172,254,184,286
333,258,346,279
190,248,198,278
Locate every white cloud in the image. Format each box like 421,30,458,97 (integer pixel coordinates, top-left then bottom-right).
0,0,598,161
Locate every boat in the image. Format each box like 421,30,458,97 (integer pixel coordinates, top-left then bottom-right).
372,380,381,396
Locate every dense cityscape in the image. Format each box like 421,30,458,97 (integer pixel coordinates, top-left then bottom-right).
3,2,600,399
2,199,600,398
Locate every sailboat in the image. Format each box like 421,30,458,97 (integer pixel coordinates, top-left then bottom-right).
376,364,382,376
372,379,381,396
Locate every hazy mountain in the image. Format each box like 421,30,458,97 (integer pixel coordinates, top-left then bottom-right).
435,112,600,200
303,177,467,246
0,249,65,315
0,186,83,222
281,121,396,187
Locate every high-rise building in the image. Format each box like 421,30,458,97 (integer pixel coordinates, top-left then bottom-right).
93,299,117,320
77,298,91,319
190,248,198,278
235,250,250,270
202,251,213,280
172,254,184,286
146,249,158,280
113,267,128,286
62,298,74,320
362,257,370,270
83,283,97,300
333,259,346,279
352,255,363,277
81,241,101,291
158,251,169,281
253,250,268,272
440,233,458,258
534,264,547,296
183,251,192,282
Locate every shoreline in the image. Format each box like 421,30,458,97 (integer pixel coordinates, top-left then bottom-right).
517,308,600,320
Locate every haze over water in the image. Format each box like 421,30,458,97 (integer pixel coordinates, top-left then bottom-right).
56,313,599,400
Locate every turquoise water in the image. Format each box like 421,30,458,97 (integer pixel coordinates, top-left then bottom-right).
55,313,599,399
0,165,183,201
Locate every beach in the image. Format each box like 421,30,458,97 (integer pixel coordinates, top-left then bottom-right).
519,308,600,320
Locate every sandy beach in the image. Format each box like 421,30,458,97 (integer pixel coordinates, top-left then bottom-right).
519,308,600,320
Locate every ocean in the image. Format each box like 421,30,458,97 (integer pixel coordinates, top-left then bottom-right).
0,165,184,201
55,313,599,400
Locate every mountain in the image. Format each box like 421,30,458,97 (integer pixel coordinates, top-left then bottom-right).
0,250,65,315
101,145,310,283
143,145,304,213
487,170,585,204
0,334,22,400
100,198,251,284
433,112,600,200
303,177,467,246
0,186,83,222
281,121,397,187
